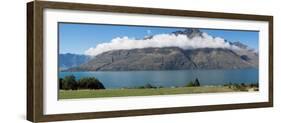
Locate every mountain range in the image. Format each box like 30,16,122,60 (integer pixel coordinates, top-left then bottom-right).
63,28,258,71
59,53,91,70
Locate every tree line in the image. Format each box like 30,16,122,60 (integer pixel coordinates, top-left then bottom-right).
59,75,105,90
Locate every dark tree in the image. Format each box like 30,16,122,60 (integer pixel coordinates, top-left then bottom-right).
94,79,105,89
78,77,105,90
194,78,200,87
78,77,90,89
59,76,105,90
240,83,246,87
59,78,63,89
63,75,78,90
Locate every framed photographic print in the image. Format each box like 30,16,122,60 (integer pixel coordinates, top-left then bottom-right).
27,1,273,122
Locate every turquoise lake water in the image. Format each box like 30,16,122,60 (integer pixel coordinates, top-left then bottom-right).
59,69,258,89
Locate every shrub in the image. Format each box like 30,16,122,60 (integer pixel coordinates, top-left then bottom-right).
63,75,78,90
250,83,259,88
186,78,200,87
79,77,105,90
194,78,200,87
240,83,246,87
144,83,156,89
186,81,195,87
59,76,75,90
87,77,105,90
59,76,105,90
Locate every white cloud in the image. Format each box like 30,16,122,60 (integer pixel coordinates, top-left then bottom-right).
85,32,240,56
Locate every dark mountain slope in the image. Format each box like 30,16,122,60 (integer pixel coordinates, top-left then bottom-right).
67,47,257,71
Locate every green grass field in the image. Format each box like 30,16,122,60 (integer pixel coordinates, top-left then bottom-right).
59,86,239,99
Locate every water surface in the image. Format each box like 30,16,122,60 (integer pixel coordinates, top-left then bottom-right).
59,69,258,89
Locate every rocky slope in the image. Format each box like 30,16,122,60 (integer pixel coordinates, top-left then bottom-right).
67,47,258,71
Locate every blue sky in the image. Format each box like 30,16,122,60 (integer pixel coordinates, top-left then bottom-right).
59,23,259,54
201,29,258,50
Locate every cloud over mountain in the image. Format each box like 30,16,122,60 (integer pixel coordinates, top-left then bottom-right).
85,30,240,56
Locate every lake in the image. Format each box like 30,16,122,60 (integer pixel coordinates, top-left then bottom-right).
59,69,258,89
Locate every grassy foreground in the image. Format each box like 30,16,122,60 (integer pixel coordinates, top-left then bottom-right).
59,86,240,99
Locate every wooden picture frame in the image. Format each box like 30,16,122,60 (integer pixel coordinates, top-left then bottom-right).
27,1,273,122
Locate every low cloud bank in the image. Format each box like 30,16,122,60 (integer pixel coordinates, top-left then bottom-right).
85,32,239,56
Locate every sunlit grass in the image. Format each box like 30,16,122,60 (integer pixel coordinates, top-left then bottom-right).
59,86,239,99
